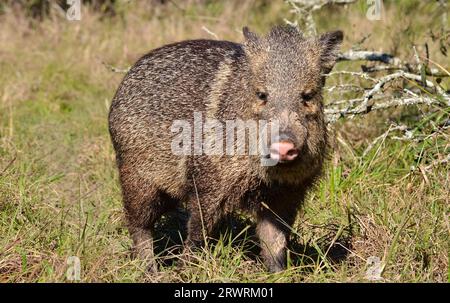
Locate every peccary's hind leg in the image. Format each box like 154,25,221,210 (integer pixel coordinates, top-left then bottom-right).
185,194,223,248
120,169,176,272
128,224,156,272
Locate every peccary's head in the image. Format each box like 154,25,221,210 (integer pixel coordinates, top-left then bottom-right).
243,25,343,183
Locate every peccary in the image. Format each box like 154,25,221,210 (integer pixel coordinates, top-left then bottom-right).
108,25,343,272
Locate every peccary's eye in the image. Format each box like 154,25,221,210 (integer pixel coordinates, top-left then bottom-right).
301,92,315,103
256,91,268,103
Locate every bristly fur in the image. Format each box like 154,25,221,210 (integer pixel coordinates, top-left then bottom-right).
268,25,304,43
108,25,343,272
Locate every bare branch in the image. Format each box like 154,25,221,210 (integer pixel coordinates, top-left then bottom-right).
337,50,448,77
359,64,448,77
285,0,357,36
327,70,450,121
325,95,444,123
338,50,403,66
327,70,377,82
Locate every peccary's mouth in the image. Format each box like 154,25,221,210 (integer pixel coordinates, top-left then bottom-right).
261,153,300,166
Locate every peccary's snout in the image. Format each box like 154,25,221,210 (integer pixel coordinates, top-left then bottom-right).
269,135,299,163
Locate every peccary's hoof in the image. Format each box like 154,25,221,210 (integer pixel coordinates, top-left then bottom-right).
179,247,198,268
132,250,159,273
146,261,158,273
264,258,286,273
267,264,285,273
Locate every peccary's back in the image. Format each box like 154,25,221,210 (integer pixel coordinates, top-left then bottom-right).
108,39,245,197
110,39,244,145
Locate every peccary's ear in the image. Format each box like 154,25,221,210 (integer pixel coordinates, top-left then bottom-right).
243,27,262,53
318,30,344,74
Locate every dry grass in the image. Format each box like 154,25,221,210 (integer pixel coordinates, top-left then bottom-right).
0,0,448,282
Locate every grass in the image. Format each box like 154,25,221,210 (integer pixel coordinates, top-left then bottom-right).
0,0,448,282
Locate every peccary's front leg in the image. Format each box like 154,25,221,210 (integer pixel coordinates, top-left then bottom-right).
256,212,289,272
256,187,304,272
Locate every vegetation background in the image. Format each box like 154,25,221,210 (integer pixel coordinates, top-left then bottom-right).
0,0,448,282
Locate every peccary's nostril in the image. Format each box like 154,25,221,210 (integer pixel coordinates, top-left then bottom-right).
269,141,299,162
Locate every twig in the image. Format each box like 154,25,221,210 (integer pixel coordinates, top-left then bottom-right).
362,124,408,157
327,70,377,82
101,61,130,73
285,0,357,36
325,84,364,93
201,26,219,40
0,154,17,177
424,153,450,171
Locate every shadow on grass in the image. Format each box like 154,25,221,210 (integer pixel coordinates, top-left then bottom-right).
151,208,353,273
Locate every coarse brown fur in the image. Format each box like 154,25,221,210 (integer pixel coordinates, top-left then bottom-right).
108,25,343,272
